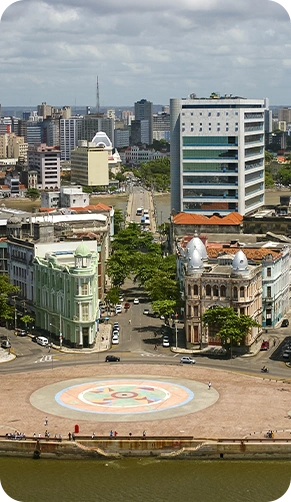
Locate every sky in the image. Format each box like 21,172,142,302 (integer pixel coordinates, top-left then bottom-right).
0,0,291,108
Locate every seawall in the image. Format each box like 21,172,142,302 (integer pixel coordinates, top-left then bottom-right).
1,436,291,461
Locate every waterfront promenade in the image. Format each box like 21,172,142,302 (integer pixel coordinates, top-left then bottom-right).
1,361,291,442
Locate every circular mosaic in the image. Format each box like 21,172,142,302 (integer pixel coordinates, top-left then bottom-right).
30,376,219,423
56,379,193,414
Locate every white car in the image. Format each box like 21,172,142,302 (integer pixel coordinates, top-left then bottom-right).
133,298,139,304
36,336,49,346
162,336,170,347
115,305,122,314
113,323,120,331
112,336,119,345
180,356,196,365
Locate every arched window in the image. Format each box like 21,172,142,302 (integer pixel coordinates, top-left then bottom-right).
206,284,211,297
213,285,219,297
188,284,192,297
194,284,199,296
220,285,226,298
233,286,238,299
240,286,244,298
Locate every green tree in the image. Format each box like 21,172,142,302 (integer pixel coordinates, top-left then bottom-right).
0,275,19,324
20,314,34,331
202,306,260,349
26,188,40,200
151,299,176,318
113,208,125,234
105,287,120,306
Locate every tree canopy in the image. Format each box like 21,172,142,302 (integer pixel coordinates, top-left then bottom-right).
106,224,180,313
202,306,260,348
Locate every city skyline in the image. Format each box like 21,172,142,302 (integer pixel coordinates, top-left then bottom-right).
0,0,291,108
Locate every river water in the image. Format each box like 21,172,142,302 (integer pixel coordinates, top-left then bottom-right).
0,457,290,502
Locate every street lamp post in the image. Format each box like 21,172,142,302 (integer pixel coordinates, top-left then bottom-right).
49,313,62,348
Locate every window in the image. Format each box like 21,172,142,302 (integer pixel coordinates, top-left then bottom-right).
233,286,238,299
194,284,199,295
267,267,271,277
188,284,192,297
81,282,89,295
217,112,220,116
267,286,272,298
193,305,198,316
240,286,244,298
82,303,89,321
206,285,211,297
213,285,219,297
220,285,226,297
208,112,211,116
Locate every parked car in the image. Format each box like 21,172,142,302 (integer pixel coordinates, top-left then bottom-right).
180,356,196,365
260,341,269,351
282,351,291,359
112,336,119,345
112,330,119,338
105,355,120,362
143,308,149,315
115,305,122,314
133,298,139,304
16,329,27,337
36,336,49,346
281,319,289,327
1,339,11,349
113,323,120,331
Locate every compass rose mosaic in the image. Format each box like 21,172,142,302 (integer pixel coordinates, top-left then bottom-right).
55,379,193,414
30,376,219,422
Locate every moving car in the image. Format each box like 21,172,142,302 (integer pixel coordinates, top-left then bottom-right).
162,335,170,347
180,356,196,365
1,339,11,349
143,308,149,315
36,336,49,346
133,298,139,304
281,319,289,327
260,341,269,351
124,302,130,310
105,355,120,362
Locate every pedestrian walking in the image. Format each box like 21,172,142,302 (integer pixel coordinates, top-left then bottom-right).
68,432,71,441
72,432,75,441
114,430,118,438
143,430,146,438
273,339,276,347
45,416,48,426
110,430,113,438
129,319,131,324
208,381,212,390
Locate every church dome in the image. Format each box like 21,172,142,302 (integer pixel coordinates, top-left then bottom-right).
186,232,207,261
74,242,92,258
232,250,248,273
188,248,204,273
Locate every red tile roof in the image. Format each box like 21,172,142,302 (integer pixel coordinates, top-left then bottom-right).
173,212,243,226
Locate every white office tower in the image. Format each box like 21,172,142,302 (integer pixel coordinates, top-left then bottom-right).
170,95,266,216
60,117,83,160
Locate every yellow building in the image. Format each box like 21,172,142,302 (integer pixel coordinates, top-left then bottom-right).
71,140,109,186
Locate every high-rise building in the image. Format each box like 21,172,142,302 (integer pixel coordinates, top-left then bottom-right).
130,119,149,145
28,143,61,190
134,99,153,144
170,95,266,217
81,115,114,147
60,117,83,160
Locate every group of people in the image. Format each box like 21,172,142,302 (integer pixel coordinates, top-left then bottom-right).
6,431,26,440
109,430,147,438
266,430,275,438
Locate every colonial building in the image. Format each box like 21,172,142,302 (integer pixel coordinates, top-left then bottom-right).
178,234,262,349
33,242,99,348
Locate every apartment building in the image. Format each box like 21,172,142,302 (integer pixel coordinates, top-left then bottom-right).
27,143,61,190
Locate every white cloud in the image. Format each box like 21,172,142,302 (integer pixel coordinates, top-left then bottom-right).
0,0,291,106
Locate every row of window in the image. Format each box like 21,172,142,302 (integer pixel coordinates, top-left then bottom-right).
187,284,256,298
182,111,239,117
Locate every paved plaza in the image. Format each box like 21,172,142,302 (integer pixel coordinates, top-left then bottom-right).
1,363,291,439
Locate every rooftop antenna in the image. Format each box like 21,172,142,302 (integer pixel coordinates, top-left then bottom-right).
96,76,100,114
